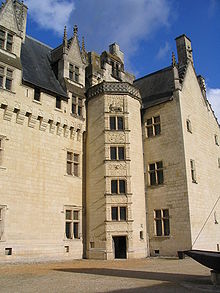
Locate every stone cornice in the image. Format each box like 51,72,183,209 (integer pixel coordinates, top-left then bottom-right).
86,81,141,101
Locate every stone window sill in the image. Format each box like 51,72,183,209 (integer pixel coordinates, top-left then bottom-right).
32,99,42,105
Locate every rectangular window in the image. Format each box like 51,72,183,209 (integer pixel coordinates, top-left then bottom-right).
111,179,126,194
146,116,161,137
111,206,127,221
66,152,79,176
190,159,197,183
65,209,80,239
34,87,41,101
56,96,61,109
71,95,83,117
154,209,170,236
69,64,80,83
148,161,164,186
0,66,13,90
72,95,77,114
215,135,219,146
0,30,13,52
110,116,124,130
110,146,125,160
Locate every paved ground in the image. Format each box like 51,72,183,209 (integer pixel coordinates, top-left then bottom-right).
0,258,219,293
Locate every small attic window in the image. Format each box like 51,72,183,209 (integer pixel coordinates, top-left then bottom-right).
56,96,61,109
34,87,41,101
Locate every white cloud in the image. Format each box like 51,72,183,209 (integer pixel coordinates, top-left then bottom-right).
25,0,75,34
156,41,171,59
207,88,220,122
70,0,171,70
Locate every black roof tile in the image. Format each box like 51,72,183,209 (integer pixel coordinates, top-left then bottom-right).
21,36,68,99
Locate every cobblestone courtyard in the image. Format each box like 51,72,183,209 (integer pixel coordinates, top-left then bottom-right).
0,258,220,292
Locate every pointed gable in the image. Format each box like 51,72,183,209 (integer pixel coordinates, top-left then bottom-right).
0,0,19,34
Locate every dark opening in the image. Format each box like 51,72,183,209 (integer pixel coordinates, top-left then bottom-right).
5,248,12,255
113,236,127,259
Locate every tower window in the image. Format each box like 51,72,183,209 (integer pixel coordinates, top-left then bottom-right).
110,116,124,130
146,116,161,137
111,179,126,194
110,146,125,160
154,209,170,236
111,206,127,221
148,161,164,186
65,208,80,239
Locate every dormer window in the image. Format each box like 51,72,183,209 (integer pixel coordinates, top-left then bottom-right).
69,64,80,83
0,29,13,52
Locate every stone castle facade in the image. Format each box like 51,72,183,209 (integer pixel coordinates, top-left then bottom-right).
0,0,219,261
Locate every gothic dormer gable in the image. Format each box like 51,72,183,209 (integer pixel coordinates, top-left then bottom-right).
0,0,27,39
67,25,84,66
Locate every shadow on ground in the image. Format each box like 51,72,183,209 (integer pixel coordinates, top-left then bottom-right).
54,267,210,285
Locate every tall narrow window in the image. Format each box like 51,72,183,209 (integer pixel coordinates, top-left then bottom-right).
146,116,161,137
190,159,197,183
0,30,13,52
78,97,82,116
0,66,13,90
6,33,13,52
218,158,220,169
148,161,164,186
65,209,80,239
69,64,74,80
75,66,79,82
34,87,41,101
0,30,5,49
215,135,219,146
154,209,170,236
72,95,77,114
56,96,61,109
5,69,12,90
0,66,4,87
66,152,79,176
69,64,80,83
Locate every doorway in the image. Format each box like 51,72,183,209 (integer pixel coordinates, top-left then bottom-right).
113,236,127,259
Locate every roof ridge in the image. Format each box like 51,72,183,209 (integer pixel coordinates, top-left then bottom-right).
135,65,172,82
26,35,53,50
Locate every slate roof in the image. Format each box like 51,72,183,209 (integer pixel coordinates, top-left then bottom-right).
21,36,68,99
134,66,174,109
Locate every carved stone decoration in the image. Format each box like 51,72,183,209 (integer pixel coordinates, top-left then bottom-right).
105,132,126,143
39,118,48,131
87,81,141,100
28,114,37,128
16,110,25,125
3,106,13,121
108,96,124,113
106,162,128,177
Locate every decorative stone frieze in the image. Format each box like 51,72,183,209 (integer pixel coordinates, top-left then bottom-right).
28,114,37,128
87,82,141,101
16,109,25,125
3,106,13,121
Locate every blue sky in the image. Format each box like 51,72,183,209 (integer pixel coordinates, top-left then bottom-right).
3,0,220,119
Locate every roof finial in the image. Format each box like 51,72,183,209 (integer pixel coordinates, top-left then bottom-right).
172,52,177,67
63,26,68,53
73,25,78,37
82,36,85,51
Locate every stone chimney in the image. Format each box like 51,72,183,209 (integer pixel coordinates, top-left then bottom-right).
109,43,124,64
175,34,193,67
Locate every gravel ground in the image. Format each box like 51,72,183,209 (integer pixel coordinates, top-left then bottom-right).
0,258,219,293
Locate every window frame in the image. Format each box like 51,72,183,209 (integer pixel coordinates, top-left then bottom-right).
111,179,126,194
69,63,80,83
56,96,62,109
148,161,164,186
154,209,170,237
111,206,127,221
110,146,125,160
146,116,161,138
66,151,80,177
71,94,83,117
0,29,13,52
65,208,80,240
0,65,13,91
34,87,41,102
109,116,124,131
